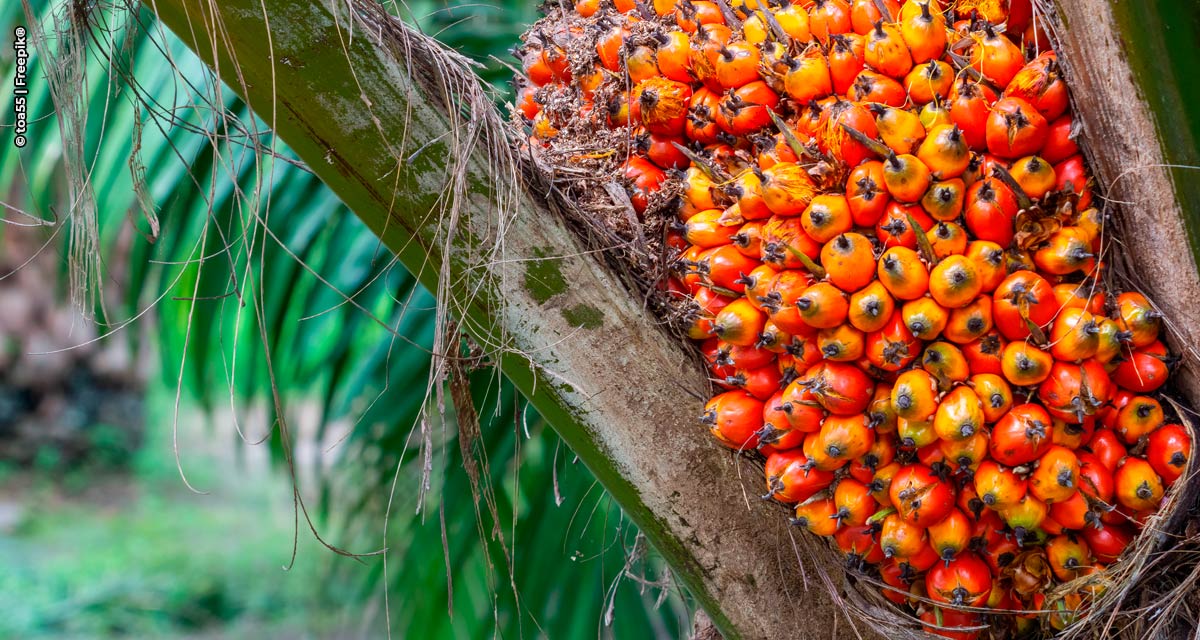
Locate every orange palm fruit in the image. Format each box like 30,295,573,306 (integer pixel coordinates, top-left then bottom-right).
1045,534,1091,582
1029,445,1081,504
882,153,932,203
929,254,983,309
866,310,920,372
791,496,840,535
933,385,985,441
822,232,877,292
871,104,926,155
968,25,1025,88
927,553,992,608
922,340,971,386
974,460,1027,510
714,41,761,89
897,0,946,63
1115,396,1164,444
928,508,972,562
904,60,953,104
986,97,1048,159
809,0,853,43
941,431,989,473
891,369,939,421
833,478,879,526
877,201,934,249
797,281,850,329
1049,307,1101,362
850,0,900,34
877,246,930,300
1034,227,1096,276
949,76,997,151
992,270,1057,341
847,160,891,226
761,216,822,270
916,125,971,179
820,413,876,464
990,403,1053,466
818,324,866,361
683,208,740,247
1114,457,1165,512
848,280,896,333
703,390,765,449
890,463,954,527
631,77,691,136
784,48,834,103
1000,341,1054,386
898,416,938,449
828,34,867,95
880,512,927,560
775,3,813,40
902,296,949,340
929,221,968,259
1008,155,1057,199
761,162,818,215
998,495,1048,542
1116,291,1163,348
944,295,993,344
712,298,768,346
864,20,913,79
970,373,1013,423
1111,340,1171,393
801,194,854,243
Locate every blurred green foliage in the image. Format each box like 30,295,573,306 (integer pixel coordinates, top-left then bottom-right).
0,1,688,638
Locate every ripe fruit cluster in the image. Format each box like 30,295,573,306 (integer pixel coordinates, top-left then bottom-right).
514,0,1191,636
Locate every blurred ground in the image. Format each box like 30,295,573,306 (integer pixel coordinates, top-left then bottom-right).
0,390,372,639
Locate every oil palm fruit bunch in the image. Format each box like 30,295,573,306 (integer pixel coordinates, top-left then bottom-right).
513,0,1191,636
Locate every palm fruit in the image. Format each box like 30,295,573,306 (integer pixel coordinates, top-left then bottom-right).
513,0,1189,635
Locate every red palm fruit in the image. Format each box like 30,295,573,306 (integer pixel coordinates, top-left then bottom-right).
1030,445,1081,504
881,153,932,203
622,156,667,214
833,478,878,526
1086,431,1127,475
1000,341,1054,386
680,7,727,38
991,404,1054,466
974,460,1027,510
876,246,930,301
703,391,764,449
761,218,821,272
791,496,840,535
986,97,1048,159
1115,395,1164,444
891,369,939,421
1117,291,1163,348
1081,522,1133,563
929,255,983,309
944,295,993,345
970,373,1012,423
1046,534,1091,582
864,21,913,79
878,559,915,605
712,298,767,346
1040,360,1114,424
929,508,973,562
1042,114,1080,164
805,361,875,415
757,269,808,333
797,282,849,329
850,0,899,34
922,340,970,386
1115,457,1165,512
642,132,691,170
1004,52,1069,121
917,125,971,179
784,48,834,104
848,281,896,333
683,209,739,248
983,536,1021,575
876,201,933,250
715,81,780,136
686,88,723,145
992,270,1056,341
760,162,818,216
727,365,784,400
866,310,920,372
802,194,854,243
963,178,1018,246
922,178,965,221
968,25,1024,88
963,332,1005,375
828,34,867,95
890,463,955,527
686,287,733,339
904,540,941,572
757,393,805,452
872,103,926,155
1035,227,1097,276
898,417,938,449
1111,340,1171,393
904,60,953,105
1049,490,1092,529
847,161,891,226
941,431,989,473
849,69,908,106
928,553,992,608
836,524,886,564
1049,307,1102,362
809,0,852,43
929,221,968,259
1147,423,1191,486
631,77,691,136
949,77,997,150
714,41,760,89
1054,155,1093,208
868,383,899,434
870,461,902,506
880,511,928,560
704,245,762,292
716,341,776,371
934,386,985,441
902,297,949,341
765,449,836,503
516,85,540,120
780,380,827,433
822,100,881,168
898,0,946,64
1052,415,1097,449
